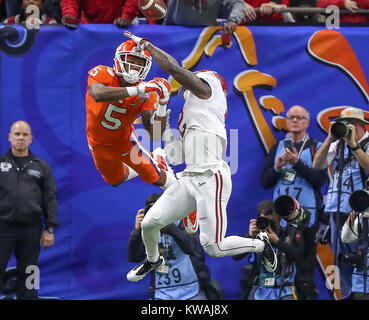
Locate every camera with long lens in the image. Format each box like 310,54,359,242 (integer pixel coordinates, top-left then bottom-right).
331,120,351,139
256,216,275,230
349,188,369,218
338,251,365,269
274,195,311,229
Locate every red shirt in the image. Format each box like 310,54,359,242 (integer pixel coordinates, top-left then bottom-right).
61,0,140,23
245,0,290,21
317,0,369,23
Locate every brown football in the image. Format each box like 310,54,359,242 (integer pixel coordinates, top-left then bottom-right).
138,0,167,20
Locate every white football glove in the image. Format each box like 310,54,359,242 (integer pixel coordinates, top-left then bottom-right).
152,77,171,105
124,30,150,50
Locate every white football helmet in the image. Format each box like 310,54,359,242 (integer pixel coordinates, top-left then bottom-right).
114,39,152,84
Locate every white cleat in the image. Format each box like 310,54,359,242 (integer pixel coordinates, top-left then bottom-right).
127,255,165,282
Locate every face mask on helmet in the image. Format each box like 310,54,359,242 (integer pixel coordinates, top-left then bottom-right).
114,40,152,84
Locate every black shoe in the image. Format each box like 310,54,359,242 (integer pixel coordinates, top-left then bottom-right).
127,255,165,282
257,232,277,273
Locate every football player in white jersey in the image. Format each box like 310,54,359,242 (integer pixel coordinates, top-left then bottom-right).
124,31,277,282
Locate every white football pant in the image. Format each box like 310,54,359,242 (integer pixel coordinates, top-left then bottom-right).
141,163,265,262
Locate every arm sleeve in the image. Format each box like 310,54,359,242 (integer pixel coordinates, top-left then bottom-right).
356,0,369,8
317,0,345,8
61,0,80,17
274,233,305,264
42,162,59,228
341,217,359,243
223,0,247,24
293,160,329,188
260,143,280,189
127,229,147,262
121,0,141,20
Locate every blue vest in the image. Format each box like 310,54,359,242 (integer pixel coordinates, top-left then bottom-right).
352,216,369,294
273,139,320,227
154,222,199,300
325,141,369,214
253,248,296,300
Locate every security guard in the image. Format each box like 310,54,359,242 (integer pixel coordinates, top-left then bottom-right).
0,121,58,299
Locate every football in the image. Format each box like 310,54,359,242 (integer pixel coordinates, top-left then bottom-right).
138,0,167,20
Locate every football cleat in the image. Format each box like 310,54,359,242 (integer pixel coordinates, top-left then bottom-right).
256,232,277,273
183,210,198,234
127,255,165,282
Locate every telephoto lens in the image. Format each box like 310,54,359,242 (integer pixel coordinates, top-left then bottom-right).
331,121,351,139
349,189,369,213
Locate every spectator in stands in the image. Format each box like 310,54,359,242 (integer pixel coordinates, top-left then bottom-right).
127,193,223,300
317,0,369,23
61,0,142,28
244,0,293,22
1,0,22,19
2,0,57,25
289,0,323,23
163,0,246,37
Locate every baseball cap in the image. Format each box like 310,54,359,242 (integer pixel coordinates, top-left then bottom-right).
337,107,369,124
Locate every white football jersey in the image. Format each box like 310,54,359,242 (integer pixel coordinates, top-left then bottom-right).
178,71,228,142
178,71,228,173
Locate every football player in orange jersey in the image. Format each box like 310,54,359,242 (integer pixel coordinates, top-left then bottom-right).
85,39,176,190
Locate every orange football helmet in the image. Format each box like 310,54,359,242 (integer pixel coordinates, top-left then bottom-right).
114,40,152,84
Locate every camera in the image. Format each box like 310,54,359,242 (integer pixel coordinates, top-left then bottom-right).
349,189,369,217
331,120,351,139
256,217,274,230
274,195,311,229
338,251,365,269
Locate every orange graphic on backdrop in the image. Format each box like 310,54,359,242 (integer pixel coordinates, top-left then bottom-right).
308,29,369,103
307,30,369,133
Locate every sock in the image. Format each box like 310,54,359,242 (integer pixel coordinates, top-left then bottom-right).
124,164,138,181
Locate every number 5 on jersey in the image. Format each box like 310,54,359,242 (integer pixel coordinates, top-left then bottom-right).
101,103,127,130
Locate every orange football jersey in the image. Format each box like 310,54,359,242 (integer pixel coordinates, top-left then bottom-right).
86,65,157,145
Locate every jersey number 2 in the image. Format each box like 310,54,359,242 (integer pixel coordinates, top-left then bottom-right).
101,104,127,130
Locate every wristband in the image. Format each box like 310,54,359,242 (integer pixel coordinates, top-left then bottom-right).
350,144,361,152
156,103,167,117
126,86,139,96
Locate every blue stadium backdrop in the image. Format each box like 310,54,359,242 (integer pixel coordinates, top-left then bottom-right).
1,23,369,300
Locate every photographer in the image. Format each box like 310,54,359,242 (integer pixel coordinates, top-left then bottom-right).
313,107,369,299
340,187,369,300
127,193,222,300
261,105,328,299
234,200,304,300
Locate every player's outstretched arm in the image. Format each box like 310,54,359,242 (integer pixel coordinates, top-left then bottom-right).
146,43,211,100
124,31,211,99
89,80,169,103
